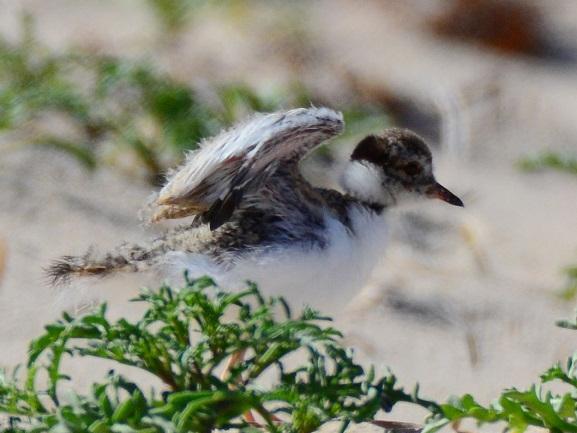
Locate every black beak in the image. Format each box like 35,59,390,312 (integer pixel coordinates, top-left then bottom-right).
427,182,464,207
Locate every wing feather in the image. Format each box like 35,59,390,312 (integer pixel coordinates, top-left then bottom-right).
150,107,344,226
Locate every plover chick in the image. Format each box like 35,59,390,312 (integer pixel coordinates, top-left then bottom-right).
48,107,463,299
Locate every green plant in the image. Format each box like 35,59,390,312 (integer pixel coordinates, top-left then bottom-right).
5,276,577,433
0,276,435,432
422,316,577,433
424,355,577,433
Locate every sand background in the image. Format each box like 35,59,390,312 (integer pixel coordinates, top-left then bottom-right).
2,1,577,430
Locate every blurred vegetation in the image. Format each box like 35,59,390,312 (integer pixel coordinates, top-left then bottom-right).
518,152,577,177
0,14,389,185
0,14,263,185
518,151,577,300
0,277,434,433
145,0,242,38
146,0,204,36
559,266,577,301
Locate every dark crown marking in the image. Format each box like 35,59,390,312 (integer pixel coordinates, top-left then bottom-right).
350,135,388,163
351,129,432,167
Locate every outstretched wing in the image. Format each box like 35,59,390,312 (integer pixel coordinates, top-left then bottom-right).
150,107,344,229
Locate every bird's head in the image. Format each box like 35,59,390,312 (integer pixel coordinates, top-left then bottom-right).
341,128,463,208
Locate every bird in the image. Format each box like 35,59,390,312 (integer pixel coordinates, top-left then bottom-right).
48,107,463,300
47,107,463,424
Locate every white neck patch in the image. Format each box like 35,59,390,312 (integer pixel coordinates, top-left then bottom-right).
340,160,388,204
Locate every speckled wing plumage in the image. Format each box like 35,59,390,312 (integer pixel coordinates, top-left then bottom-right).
150,107,344,229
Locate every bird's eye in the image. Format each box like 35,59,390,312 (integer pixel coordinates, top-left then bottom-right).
402,162,422,176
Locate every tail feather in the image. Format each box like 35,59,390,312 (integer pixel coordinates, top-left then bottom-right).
46,245,157,286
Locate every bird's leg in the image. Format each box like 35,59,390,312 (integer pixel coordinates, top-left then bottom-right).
244,406,257,424
220,348,247,382
220,349,256,424
221,350,282,425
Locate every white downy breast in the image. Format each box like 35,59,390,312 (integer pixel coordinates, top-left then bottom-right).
165,207,389,309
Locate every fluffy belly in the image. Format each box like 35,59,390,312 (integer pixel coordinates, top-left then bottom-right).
165,209,388,309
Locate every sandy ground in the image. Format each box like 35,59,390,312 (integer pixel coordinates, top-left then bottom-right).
2,1,577,431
